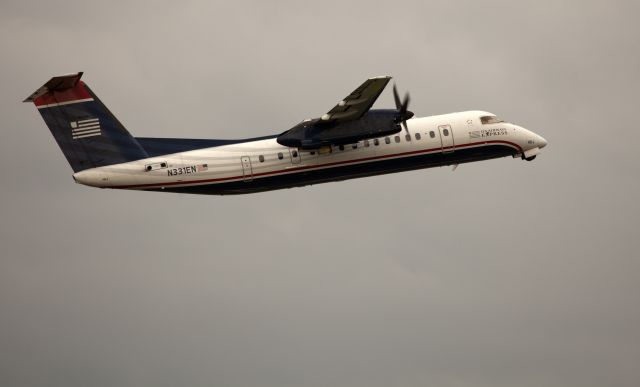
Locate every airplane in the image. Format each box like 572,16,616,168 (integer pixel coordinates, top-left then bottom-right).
23,73,547,195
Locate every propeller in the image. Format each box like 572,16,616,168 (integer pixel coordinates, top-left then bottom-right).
393,84,414,133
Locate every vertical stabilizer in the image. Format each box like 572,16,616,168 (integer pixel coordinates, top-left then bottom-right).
24,73,148,172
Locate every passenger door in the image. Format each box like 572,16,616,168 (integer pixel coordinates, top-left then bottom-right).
438,124,454,153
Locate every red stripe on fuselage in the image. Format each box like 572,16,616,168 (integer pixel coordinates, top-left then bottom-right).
112,140,523,190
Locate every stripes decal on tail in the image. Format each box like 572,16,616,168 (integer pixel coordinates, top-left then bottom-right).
71,118,102,139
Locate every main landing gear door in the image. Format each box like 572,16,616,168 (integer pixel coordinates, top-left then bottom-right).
241,156,253,182
438,124,454,153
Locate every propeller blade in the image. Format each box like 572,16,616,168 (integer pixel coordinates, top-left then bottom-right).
393,84,402,111
402,92,410,114
393,84,412,133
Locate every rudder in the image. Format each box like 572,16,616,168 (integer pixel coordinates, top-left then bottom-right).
24,73,148,172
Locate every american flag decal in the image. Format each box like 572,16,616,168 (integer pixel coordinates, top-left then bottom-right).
196,164,208,172
70,118,101,139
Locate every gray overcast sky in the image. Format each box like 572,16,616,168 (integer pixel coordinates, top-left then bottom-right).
1,1,639,386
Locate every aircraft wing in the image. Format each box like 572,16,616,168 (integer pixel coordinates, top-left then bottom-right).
321,76,391,123
277,75,402,149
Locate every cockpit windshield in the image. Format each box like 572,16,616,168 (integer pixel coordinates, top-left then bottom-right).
480,115,504,125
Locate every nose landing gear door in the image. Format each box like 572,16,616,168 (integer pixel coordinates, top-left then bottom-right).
438,124,454,153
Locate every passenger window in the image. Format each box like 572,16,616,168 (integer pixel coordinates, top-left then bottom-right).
443,128,449,136
277,152,283,160
310,151,316,155
405,134,411,142
364,140,370,147
415,133,421,140
292,150,298,158
339,145,345,151
259,155,265,162
429,131,435,138
385,137,391,144
374,138,379,146
352,144,357,149
394,136,400,143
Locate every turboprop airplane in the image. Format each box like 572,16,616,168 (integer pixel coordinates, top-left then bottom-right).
24,73,547,195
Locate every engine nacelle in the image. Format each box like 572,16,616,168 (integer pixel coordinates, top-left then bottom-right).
277,109,403,150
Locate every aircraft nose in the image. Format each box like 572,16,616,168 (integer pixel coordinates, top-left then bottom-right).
538,135,548,149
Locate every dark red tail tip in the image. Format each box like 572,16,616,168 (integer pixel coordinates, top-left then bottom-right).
23,72,84,103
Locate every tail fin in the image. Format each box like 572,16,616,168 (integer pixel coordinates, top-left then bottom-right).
24,72,148,172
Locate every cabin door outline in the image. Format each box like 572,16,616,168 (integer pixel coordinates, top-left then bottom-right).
438,124,454,153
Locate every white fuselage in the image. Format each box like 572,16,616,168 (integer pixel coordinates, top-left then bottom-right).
73,111,547,195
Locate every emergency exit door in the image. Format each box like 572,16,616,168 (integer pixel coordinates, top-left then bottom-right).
289,149,301,164
241,156,253,182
